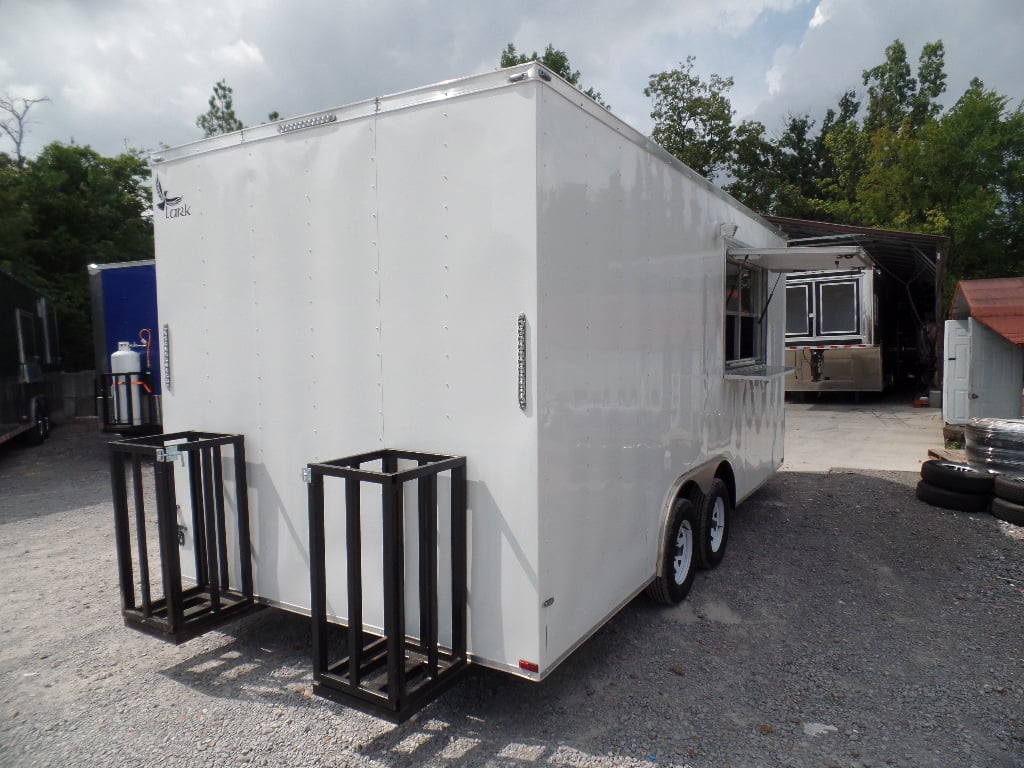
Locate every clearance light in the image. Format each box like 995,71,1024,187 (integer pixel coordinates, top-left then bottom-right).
517,313,527,410
278,113,338,134
519,660,539,673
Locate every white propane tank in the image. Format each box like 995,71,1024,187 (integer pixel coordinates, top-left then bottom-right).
111,341,143,425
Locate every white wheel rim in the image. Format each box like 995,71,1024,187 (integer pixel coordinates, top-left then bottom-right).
709,497,726,552
673,520,693,585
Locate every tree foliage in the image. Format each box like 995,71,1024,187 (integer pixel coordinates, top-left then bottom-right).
196,79,245,137
500,43,608,108
646,57,735,179
0,143,153,369
701,38,1021,305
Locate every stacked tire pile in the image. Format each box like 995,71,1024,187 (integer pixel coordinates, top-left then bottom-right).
916,461,993,513
990,475,1024,526
968,416,1024,526
965,417,1024,475
915,417,1024,525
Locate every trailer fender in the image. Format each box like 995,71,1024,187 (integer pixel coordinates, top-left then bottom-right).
653,456,731,581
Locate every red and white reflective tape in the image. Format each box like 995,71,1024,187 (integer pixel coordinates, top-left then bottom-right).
786,343,877,350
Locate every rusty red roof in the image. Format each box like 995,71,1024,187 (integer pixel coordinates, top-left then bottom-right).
949,277,1024,345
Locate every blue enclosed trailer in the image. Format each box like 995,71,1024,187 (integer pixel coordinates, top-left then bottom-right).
88,260,161,432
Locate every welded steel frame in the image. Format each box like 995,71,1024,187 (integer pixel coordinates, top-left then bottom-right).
99,372,161,434
307,449,468,723
109,431,258,643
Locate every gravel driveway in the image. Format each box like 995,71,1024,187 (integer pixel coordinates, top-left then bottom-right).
1,419,1022,768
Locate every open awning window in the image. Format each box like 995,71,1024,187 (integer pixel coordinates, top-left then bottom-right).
726,245,871,272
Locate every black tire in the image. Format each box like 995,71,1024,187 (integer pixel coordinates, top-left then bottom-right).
993,475,1024,506
646,497,697,605
695,478,731,569
23,422,43,446
23,398,48,446
991,496,1024,526
919,460,994,494
915,480,990,513
23,418,44,446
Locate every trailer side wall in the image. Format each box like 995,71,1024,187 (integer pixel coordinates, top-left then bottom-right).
534,85,786,669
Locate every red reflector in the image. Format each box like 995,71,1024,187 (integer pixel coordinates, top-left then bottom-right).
519,660,539,673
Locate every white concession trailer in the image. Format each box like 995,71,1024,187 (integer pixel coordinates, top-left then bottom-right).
784,266,883,392
109,63,865,721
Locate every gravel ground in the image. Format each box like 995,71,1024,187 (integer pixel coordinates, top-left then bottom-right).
1,419,1022,768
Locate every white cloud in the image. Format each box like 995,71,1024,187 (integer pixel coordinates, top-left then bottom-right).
749,0,1024,127
62,72,116,113
0,0,1020,160
3,83,48,102
213,39,265,68
809,0,832,27
766,45,795,95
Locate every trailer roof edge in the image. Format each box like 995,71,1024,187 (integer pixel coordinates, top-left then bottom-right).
148,64,781,236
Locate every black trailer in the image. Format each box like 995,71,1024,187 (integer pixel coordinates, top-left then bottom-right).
0,269,59,447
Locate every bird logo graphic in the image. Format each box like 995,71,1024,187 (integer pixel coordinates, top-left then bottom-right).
155,177,182,211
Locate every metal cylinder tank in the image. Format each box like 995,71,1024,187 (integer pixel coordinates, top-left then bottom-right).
111,342,142,425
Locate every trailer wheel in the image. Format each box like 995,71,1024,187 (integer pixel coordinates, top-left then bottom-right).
915,480,990,513
919,460,994,495
993,475,1024,506
991,496,1024,526
696,478,730,569
24,399,49,446
646,497,697,605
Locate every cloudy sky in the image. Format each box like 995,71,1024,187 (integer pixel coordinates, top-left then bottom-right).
1,0,1021,161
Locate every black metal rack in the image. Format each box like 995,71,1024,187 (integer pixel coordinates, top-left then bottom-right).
109,431,258,643
306,449,468,723
98,372,162,434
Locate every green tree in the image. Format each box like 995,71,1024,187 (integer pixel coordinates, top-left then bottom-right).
719,36,1018,309
499,43,608,108
911,41,947,129
646,56,735,179
0,154,33,273
0,143,153,368
196,79,245,137
862,40,916,134
772,113,833,217
921,79,1024,293
862,39,946,135
812,89,865,219
724,119,776,212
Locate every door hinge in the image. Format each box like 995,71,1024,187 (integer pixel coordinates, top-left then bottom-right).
155,445,182,463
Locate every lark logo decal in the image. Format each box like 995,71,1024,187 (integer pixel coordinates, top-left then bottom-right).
156,177,190,219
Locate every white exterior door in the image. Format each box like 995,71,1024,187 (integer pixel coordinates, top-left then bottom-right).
969,318,1023,419
943,318,1023,424
943,319,971,424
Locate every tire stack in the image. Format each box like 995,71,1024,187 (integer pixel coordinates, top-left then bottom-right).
965,417,1024,475
915,459,1024,526
991,476,1024,526
916,461,993,513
